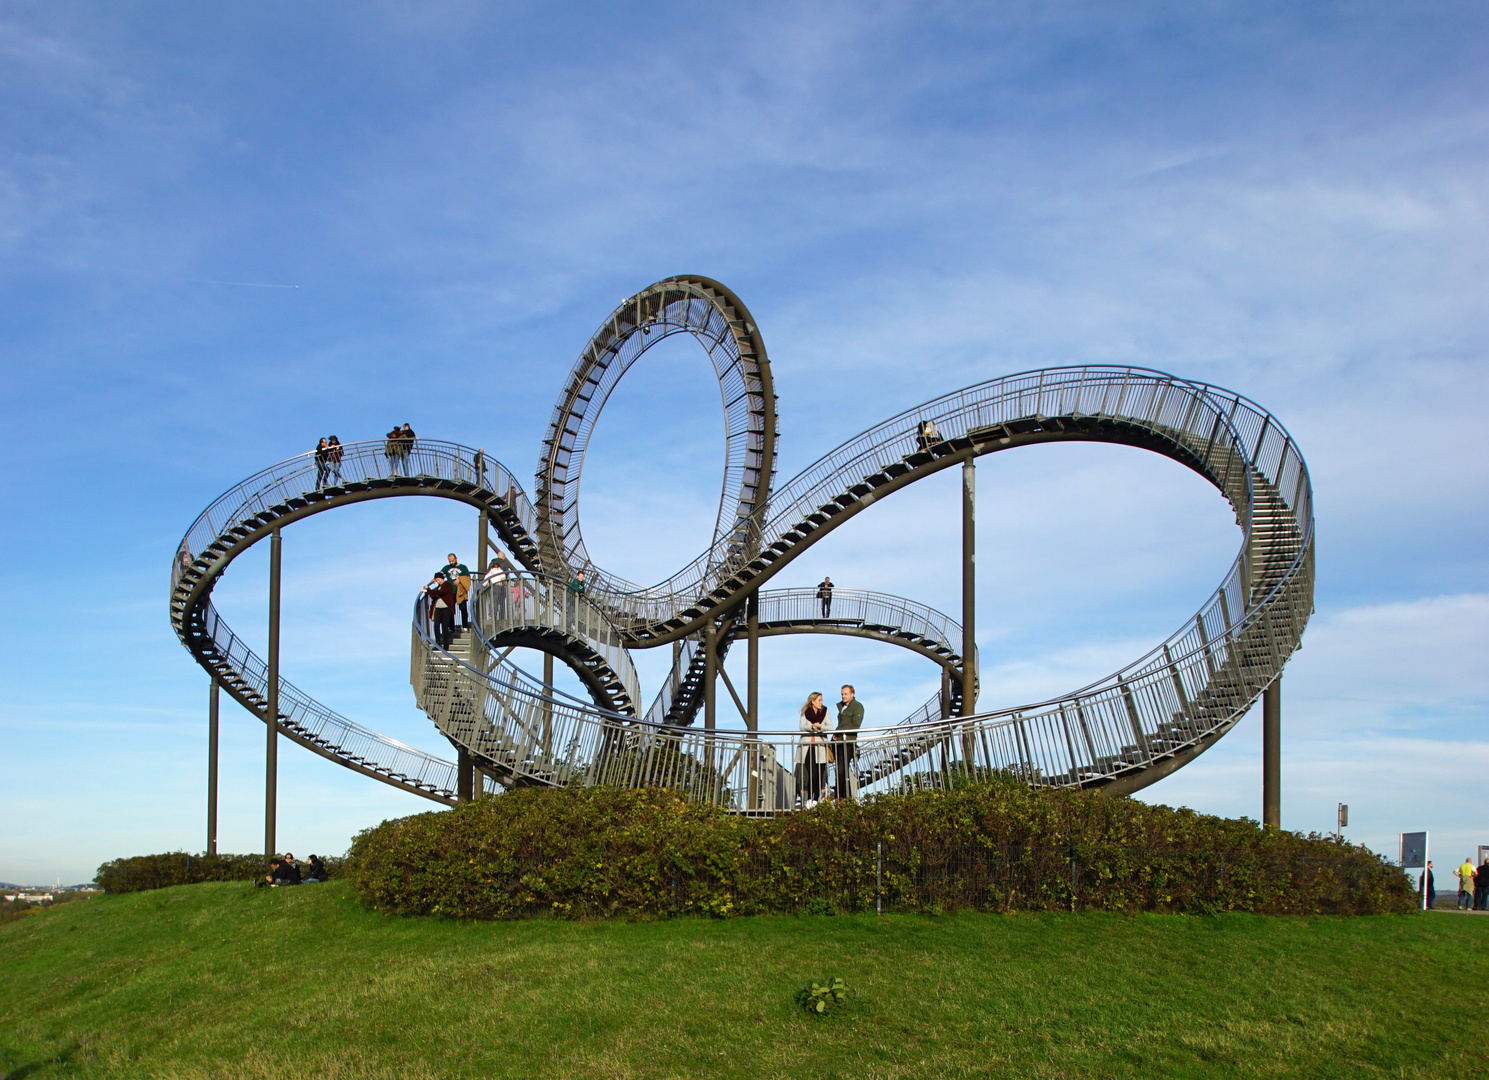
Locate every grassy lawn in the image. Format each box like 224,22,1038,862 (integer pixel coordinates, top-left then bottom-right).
1,882,1485,1079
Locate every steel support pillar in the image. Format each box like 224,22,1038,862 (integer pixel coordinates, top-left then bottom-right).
207,675,219,855
542,652,554,751
703,623,717,732
746,593,759,733
961,456,976,717
265,527,281,861
746,594,760,811
477,510,489,576
457,745,473,803
1262,677,1281,829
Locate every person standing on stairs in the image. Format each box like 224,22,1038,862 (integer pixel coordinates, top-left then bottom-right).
817,576,834,619
441,553,472,627
482,556,508,619
834,684,863,801
423,573,456,649
385,425,403,476
566,570,586,628
326,436,343,486
398,423,416,474
313,437,330,490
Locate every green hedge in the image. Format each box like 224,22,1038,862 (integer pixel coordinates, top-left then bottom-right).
95,852,345,894
349,780,1415,919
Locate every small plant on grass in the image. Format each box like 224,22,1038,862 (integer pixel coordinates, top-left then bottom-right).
795,976,850,1017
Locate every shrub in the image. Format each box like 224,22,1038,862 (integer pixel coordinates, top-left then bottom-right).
795,977,851,1017
349,780,1415,919
95,852,346,894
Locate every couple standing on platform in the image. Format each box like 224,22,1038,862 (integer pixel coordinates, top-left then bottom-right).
796,685,864,808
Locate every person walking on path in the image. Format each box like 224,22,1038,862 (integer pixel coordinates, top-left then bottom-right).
1420,861,1436,909
816,576,834,619
796,692,834,808
441,553,471,627
473,447,486,487
326,436,343,486
423,573,456,649
1476,853,1489,911
833,684,863,801
385,425,403,476
1457,858,1477,910
313,437,330,489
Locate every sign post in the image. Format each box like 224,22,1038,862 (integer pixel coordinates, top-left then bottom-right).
1336,803,1348,842
1401,831,1429,911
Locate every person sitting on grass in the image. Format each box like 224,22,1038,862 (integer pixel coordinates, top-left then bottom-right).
259,856,283,888
303,855,327,884
272,854,302,887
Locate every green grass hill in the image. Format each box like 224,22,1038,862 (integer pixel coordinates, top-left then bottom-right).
1,880,1484,1079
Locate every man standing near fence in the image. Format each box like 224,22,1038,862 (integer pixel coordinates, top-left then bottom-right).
817,576,834,618
834,684,862,801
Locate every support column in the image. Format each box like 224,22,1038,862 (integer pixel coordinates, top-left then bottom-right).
703,622,718,776
477,510,489,576
1262,677,1281,829
265,527,281,862
207,675,220,855
542,652,554,752
961,456,976,717
746,594,759,733
457,745,473,803
746,593,760,811
703,622,717,733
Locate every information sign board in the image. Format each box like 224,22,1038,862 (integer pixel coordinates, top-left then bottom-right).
1400,832,1427,869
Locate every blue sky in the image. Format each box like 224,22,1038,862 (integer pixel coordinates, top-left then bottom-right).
1,2,1485,883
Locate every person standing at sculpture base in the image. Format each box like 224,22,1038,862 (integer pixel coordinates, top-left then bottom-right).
796,692,833,808
834,684,863,801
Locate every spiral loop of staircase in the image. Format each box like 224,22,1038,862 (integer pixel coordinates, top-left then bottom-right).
171,280,1312,809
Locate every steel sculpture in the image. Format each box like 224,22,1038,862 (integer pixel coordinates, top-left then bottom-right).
171,276,1313,837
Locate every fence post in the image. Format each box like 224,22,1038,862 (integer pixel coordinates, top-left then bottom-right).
877,841,883,915
1069,845,1076,912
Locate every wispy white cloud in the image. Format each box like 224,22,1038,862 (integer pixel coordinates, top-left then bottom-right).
0,2,1485,881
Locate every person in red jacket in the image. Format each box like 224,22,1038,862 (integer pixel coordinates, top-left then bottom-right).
423,574,456,649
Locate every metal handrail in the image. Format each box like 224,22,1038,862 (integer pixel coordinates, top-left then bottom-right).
170,438,548,800
469,571,644,714
405,368,1311,803
172,438,541,599
170,281,1312,809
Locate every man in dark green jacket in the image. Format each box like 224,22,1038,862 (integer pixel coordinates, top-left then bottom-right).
834,685,863,800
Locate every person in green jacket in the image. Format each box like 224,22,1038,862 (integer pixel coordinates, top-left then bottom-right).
565,570,586,627
834,685,863,800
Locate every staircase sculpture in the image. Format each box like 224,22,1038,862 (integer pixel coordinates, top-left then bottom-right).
171,277,1313,810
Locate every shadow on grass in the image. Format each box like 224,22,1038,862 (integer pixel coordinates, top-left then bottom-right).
3,1041,77,1079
